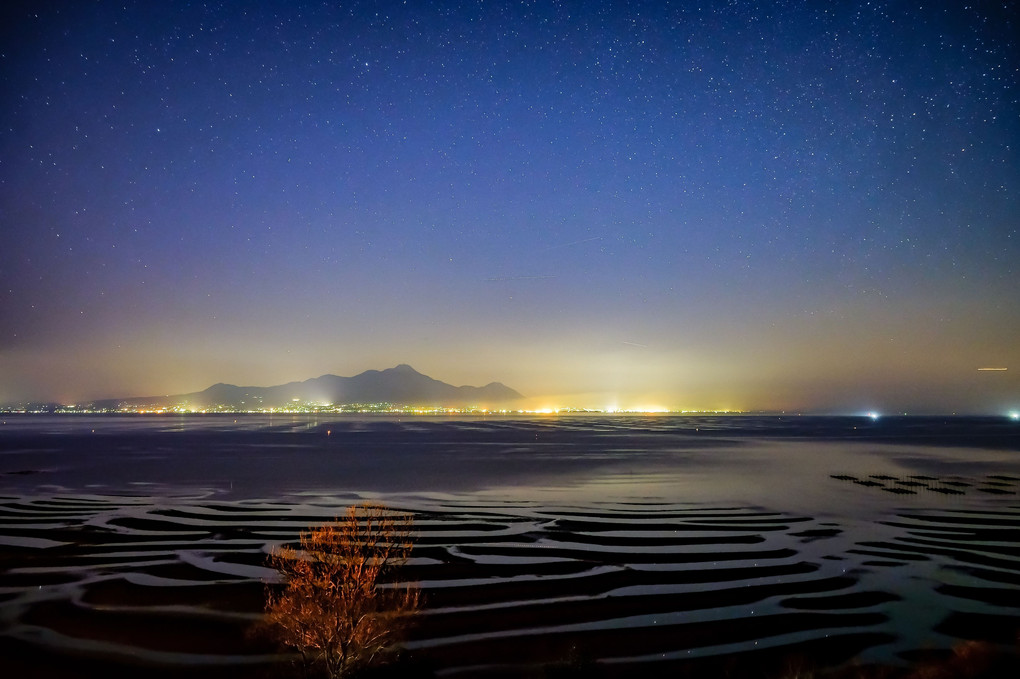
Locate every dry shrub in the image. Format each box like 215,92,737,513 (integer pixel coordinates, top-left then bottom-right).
776,639,1016,679
906,641,1001,679
258,504,420,678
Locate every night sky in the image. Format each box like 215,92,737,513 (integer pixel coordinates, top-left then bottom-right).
2,1,1018,413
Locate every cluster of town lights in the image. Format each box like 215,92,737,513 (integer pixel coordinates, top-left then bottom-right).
4,405,1018,418
6,403,745,415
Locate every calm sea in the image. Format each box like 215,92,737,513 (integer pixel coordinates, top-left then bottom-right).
1,414,1017,676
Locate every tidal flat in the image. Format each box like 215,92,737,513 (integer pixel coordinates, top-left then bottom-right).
0,414,1018,677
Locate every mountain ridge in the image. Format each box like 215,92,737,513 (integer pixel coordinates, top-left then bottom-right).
102,365,523,410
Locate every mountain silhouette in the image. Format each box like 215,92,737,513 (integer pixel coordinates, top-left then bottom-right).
110,365,523,409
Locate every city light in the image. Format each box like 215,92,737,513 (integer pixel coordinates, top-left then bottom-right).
2,402,749,416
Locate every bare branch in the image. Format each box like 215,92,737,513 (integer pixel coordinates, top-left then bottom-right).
254,504,420,678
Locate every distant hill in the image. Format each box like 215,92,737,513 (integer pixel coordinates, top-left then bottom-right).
102,365,524,410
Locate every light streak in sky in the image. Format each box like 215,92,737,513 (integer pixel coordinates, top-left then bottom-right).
543,236,603,251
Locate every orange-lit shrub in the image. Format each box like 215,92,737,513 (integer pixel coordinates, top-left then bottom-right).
259,504,420,678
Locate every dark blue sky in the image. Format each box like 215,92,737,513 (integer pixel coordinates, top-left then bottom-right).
2,0,1018,412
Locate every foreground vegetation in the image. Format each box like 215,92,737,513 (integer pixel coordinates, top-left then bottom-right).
255,505,420,678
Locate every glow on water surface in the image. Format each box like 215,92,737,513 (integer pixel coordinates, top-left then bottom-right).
0,415,1017,676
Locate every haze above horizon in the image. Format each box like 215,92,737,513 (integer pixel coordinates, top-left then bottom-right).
2,1,1017,415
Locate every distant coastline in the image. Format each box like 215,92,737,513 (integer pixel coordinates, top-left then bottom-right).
1,364,524,414
0,404,745,416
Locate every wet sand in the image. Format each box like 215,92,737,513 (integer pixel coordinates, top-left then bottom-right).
0,415,1018,676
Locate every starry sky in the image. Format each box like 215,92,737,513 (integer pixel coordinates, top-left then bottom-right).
1,0,1018,413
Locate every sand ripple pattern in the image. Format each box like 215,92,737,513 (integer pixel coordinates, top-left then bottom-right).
2,493,1018,676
